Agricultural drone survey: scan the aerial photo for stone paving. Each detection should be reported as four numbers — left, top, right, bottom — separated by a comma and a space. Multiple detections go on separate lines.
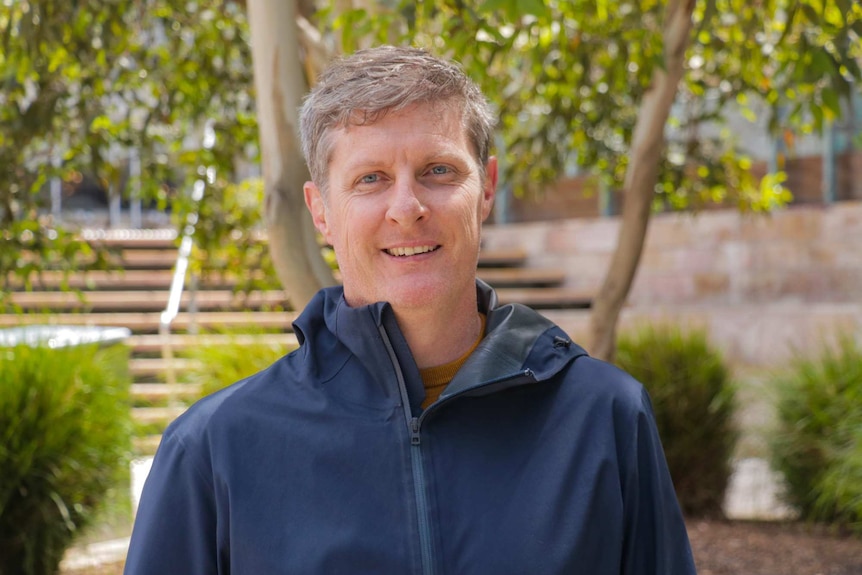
724, 457, 796, 521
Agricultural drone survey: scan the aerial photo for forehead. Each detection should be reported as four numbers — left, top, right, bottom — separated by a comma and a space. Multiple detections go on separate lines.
327, 103, 469, 167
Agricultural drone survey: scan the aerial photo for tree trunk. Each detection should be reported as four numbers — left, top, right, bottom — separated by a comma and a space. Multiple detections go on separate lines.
587, 0, 696, 362
246, 0, 336, 310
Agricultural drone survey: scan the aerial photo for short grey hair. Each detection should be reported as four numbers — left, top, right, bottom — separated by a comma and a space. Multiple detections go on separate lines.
299, 45, 496, 192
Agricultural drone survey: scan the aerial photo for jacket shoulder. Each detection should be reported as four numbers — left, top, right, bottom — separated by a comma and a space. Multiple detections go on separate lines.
558, 354, 651, 415
160, 351, 299, 452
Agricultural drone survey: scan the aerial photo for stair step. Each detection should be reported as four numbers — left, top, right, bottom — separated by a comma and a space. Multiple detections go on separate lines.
477, 248, 527, 268
132, 406, 187, 425
7, 289, 288, 312
0, 311, 301, 332
131, 383, 203, 401
127, 333, 299, 353
129, 357, 202, 377
494, 287, 593, 309
81, 228, 178, 249
109, 249, 181, 270
478, 268, 565, 287
6, 269, 272, 291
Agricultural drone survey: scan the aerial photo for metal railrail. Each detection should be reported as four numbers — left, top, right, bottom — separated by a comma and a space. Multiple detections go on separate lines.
158, 121, 215, 397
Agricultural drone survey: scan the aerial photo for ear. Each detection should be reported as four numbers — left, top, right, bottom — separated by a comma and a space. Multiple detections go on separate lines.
304, 181, 332, 243
480, 156, 498, 221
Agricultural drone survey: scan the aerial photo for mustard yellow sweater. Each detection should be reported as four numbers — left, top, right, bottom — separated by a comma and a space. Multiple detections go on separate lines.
419, 315, 486, 409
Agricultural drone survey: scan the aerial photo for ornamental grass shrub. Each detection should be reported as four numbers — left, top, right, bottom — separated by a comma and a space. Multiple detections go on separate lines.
0, 343, 132, 575
770, 335, 862, 532
615, 324, 738, 518
183, 330, 290, 400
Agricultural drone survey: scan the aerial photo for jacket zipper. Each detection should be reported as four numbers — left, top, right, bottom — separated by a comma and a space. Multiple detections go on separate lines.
379, 324, 539, 574
378, 325, 437, 575
405, 370, 536, 574
409, 417, 435, 575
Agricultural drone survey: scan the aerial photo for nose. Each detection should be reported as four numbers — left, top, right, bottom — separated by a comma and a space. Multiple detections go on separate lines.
385, 177, 428, 226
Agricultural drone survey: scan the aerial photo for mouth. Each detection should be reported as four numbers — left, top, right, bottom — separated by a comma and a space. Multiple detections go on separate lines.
384, 245, 440, 257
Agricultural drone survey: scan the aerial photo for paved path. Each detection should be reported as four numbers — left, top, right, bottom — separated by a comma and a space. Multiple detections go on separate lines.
724, 457, 796, 521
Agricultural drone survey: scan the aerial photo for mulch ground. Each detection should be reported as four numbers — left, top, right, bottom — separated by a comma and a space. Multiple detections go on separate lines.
64, 519, 862, 574
687, 519, 862, 575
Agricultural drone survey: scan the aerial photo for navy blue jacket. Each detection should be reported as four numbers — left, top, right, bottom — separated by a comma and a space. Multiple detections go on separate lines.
124, 282, 697, 574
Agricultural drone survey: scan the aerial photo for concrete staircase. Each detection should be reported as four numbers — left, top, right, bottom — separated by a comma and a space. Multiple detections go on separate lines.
3, 228, 592, 454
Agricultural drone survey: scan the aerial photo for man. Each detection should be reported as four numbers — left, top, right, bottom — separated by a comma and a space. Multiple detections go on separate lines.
125, 45, 697, 574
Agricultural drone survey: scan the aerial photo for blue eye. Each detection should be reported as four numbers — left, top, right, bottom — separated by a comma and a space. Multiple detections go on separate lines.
360, 174, 379, 184
430, 165, 450, 175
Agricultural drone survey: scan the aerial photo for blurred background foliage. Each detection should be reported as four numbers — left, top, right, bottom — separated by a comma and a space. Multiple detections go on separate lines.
0, 342, 132, 575
0, 0, 259, 292
1, 0, 860, 292
770, 334, 862, 533
616, 324, 738, 518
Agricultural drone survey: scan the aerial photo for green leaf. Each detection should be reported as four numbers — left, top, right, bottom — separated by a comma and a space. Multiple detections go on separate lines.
835, 0, 853, 19
812, 49, 835, 75
800, 3, 820, 24
516, 0, 552, 20
821, 87, 841, 118
811, 103, 824, 132
478, 0, 513, 16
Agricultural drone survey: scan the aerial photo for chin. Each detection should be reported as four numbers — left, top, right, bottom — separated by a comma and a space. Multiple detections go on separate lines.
385, 280, 462, 312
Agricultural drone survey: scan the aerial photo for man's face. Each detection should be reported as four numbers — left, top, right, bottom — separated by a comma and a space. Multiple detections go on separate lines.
304, 103, 497, 313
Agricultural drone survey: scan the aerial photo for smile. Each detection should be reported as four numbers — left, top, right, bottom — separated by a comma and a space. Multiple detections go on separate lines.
385, 245, 440, 257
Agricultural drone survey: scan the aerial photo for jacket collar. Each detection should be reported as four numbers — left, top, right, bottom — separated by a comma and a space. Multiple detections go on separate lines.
292, 280, 587, 404
293, 286, 421, 404
441, 281, 587, 400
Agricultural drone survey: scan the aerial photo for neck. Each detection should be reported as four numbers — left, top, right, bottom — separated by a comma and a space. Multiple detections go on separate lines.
393, 295, 482, 369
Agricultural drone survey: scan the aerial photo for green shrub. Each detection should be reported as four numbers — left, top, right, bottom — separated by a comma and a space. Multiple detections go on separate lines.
616, 324, 738, 518
183, 330, 289, 399
0, 343, 132, 575
770, 335, 862, 531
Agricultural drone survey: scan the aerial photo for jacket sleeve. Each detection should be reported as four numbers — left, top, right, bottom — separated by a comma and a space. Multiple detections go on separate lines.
620, 387, 698, 575
123, 429, 221, 575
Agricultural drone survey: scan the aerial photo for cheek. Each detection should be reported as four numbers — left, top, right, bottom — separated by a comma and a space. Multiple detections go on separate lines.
328, 203, 367, 258
457, 194, 485, 231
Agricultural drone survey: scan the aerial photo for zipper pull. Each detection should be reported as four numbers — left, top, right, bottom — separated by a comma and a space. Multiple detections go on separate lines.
410, 417, 421, 446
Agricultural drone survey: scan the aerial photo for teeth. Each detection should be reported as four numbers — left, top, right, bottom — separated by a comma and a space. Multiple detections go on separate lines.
387, 245, 437, 257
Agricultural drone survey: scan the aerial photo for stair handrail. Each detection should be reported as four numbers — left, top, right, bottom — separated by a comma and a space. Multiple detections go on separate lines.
158, 121, 215, 393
